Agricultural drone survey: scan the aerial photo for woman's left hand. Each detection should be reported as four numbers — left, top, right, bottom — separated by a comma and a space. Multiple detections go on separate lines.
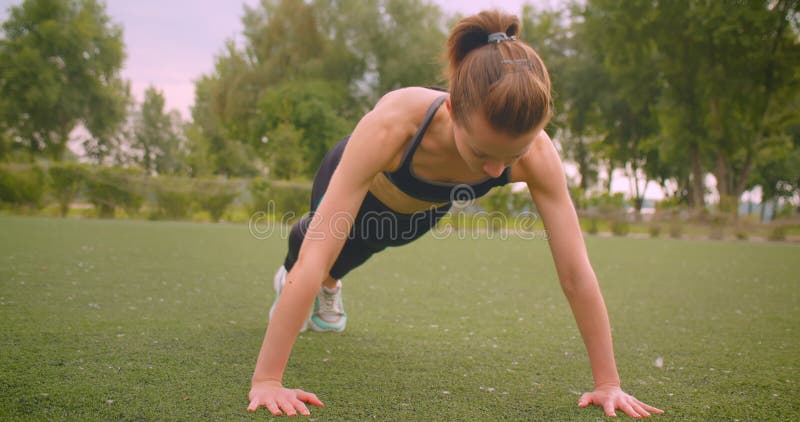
578, 385, 664, 418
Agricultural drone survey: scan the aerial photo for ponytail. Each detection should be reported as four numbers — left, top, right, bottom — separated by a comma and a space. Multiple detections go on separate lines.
444, 10, 551, 136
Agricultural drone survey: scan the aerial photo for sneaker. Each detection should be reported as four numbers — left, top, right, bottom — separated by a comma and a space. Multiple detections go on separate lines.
269, 265, 310, 332
309, 280, 347, 332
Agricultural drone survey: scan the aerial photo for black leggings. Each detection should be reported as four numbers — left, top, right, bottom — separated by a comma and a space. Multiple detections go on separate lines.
283, 135, 452, 279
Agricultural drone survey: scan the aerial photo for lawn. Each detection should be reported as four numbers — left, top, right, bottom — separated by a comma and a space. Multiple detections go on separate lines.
1, 216, 798, 420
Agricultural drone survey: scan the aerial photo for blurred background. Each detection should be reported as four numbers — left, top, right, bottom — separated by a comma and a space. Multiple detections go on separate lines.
0, 0, 798, 241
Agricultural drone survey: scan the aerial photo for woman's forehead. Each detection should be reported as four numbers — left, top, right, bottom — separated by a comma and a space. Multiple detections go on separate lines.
465, 113, 538, 155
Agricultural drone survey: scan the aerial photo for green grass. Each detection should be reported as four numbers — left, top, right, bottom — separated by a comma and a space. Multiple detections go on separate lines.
1, 216, 798, 420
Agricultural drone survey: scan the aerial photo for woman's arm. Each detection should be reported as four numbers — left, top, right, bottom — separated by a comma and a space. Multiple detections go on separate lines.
516, 131, 663, 418
248, 94, 417, 416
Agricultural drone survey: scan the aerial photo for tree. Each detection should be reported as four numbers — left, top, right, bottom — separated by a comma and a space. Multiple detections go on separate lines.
579, 0, 663, 212
255, 79, 351, 178
187, 45, 259, 177
522, 4, 606, 199
652, 0, 799, 210
0, 0, 129, 161
132, 86, 184, 175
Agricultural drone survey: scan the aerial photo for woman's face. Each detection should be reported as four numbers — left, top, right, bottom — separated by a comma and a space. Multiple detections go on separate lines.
450, 105, 539, 178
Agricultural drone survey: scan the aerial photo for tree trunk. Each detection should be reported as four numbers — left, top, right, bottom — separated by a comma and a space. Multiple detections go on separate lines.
689, 143, 705, 208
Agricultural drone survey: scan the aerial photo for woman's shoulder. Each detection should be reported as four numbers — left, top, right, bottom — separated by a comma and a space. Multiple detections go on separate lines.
510, 131, 564, 191
374, 87, 449, 114
368, 86, 451, 142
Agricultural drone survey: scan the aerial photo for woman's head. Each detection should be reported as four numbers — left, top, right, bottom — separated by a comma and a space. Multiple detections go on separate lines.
445, 10, 552, 138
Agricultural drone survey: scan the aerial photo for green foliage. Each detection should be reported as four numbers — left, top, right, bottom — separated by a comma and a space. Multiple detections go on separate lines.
189, 0, 448, 177
264, 122, 309, 180
610, 219, 630, 237
133, 86, 185, 175
151, 177, 193, 220
669, 221, 684, 239
0, 164, 46, 209
480, 186, 511, 214
0, 0, 129, 161
588, 192, 628, 217
708, 213, 730, 240
270, 184, 311, 223
587, 218, 599, 234
48, 163, 88, 217
248, 177, 310, 222
194, 179, 239, 223
248, 177, 273, 214
648, 224, 662, 238
734, 227, 750, 241
767, 225, 787, 241
85, 167, 144, 218
257, 80, 351, 178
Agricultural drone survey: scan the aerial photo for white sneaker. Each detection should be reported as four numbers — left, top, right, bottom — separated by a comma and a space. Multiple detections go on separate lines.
268, 265, 310, 332
309, 280, 347, 332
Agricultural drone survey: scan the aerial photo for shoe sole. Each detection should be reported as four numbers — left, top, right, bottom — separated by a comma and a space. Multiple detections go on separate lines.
308, 318, 346, 333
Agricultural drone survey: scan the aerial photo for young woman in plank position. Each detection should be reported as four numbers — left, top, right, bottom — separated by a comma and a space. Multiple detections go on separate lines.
248, 10, 664, 419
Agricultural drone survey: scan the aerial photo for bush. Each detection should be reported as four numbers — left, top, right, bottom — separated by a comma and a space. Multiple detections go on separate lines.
708, 213, 730, 240
152, 177, 193, 220
649, 224, 662, 238
767, 225, 787, 241
0, 164, 46, 210
610, 219, 630, 237
49, 163, 88, 217
669, 221, 684, 239
735, 229, 749, 240
248, 177, 273, 214
587, 218, 599, 234
271, 183, 311, 223
589, 192, 628, 217
480, 186, 511, 214
86, 167, 145, 218
195, 179, 239, 223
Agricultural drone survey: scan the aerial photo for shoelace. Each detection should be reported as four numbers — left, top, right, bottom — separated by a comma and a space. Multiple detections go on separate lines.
319, 289, 342, 317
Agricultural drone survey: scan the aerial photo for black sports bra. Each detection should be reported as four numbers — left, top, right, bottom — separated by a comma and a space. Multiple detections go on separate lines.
383, 95, 511, 203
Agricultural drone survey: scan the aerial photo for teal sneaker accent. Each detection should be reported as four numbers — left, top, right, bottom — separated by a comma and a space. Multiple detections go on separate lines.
309, 281, 346, 332
269, 265, 310, 332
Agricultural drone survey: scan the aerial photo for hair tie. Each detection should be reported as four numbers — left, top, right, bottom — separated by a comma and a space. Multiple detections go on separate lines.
488, 32, 516, 43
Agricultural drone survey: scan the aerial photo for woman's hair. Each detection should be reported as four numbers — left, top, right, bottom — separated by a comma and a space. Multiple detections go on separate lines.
446, 10, 552, 136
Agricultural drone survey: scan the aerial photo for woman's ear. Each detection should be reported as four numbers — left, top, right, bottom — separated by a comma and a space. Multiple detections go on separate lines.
445, 97, 456, 121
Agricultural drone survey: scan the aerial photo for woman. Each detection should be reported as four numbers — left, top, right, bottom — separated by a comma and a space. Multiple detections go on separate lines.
248, 10, 664, 419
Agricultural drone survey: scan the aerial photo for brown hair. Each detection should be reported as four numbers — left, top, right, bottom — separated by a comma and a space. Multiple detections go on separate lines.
446, 10, 552, 136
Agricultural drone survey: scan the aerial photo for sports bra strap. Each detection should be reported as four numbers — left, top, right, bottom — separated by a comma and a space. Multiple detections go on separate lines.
394, 94, 448, 173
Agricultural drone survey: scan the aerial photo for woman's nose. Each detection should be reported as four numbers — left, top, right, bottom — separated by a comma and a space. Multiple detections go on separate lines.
482, 161, 505, 178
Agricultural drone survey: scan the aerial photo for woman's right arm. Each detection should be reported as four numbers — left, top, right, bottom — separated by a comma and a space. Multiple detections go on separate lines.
247, 93, 416, 416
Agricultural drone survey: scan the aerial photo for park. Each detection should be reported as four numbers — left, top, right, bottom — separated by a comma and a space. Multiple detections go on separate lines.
1, 0, 798, 420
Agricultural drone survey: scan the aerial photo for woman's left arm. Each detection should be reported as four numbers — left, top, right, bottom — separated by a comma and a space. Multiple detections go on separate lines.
516, 132, 663, 418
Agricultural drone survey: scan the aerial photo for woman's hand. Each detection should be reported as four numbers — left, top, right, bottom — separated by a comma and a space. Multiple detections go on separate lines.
247, 381, 324, 416
578, 385, 664, 418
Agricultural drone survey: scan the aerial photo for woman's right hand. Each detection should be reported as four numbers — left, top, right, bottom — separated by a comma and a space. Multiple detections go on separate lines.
247, 381, 324, 416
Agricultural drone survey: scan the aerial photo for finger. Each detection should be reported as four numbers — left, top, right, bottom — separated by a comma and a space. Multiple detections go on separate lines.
265, 400, 282, 416
277, 398, 297, 417
619, 401, 641, 419
296, 390, 325, 407
290, 398, 311, 416
637, 401, 664, 414
631, 402, 651, 418
247, 399, 260, 412
603, 401, 617, 417
578, 392, 593, 408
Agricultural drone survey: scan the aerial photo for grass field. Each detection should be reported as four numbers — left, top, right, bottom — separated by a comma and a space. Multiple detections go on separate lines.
1, 216, 798, 420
